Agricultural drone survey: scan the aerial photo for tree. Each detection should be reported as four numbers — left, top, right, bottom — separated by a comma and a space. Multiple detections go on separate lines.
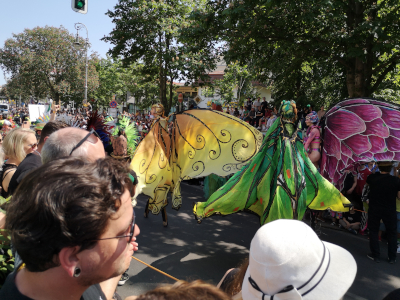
124, 63, 161, 111
183, 0, 400, 101
93, 56, 128, 108
103, 0, 214, 114
211, 61, 258, 104
0, 26, 99, 106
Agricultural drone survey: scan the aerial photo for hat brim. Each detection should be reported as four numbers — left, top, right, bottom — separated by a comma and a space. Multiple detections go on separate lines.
242, 241, 357, 300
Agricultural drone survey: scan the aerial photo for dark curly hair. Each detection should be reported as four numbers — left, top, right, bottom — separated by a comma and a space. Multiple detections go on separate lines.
6, 157, 134, 272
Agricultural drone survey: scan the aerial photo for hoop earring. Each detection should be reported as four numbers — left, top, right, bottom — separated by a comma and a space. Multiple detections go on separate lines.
74, 267, 81, 278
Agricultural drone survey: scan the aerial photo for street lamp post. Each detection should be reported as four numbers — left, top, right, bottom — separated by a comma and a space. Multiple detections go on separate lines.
74, 22, 89, 106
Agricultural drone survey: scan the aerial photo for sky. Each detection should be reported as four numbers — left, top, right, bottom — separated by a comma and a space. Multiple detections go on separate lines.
0, 0, 119, 86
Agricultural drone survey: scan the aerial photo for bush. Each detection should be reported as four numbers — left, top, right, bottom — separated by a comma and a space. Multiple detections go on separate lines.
0, 231, 14, 288
0, 196, 14, 288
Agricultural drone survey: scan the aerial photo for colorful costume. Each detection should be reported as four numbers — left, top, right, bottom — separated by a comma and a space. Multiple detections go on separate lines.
303, 111, 321, 167
106, 115, 139, 159
86, 110, 111, 148
194, 100, 351, 225
320, 98, 400, 190
203, 174, 229, 200
130, 104, 263, 224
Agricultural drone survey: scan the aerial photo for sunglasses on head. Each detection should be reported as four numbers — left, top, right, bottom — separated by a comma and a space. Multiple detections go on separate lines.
69, 128, 101, 156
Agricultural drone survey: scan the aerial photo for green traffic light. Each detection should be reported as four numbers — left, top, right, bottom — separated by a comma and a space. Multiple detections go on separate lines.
74, 0, 85, 10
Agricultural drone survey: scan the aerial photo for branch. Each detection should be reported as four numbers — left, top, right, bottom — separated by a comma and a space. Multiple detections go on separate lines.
370, 61, 397, 94
372, 53, 400, 76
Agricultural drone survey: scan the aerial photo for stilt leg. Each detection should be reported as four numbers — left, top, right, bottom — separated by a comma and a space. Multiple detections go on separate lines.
162, 207, 168, 227
144, 199, 149, 218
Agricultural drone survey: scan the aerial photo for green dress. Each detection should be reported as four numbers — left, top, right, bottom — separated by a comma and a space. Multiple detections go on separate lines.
194, 100, 350, 225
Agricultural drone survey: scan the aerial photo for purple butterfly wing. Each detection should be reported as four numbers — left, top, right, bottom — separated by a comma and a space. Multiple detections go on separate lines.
321, 98, 400, 189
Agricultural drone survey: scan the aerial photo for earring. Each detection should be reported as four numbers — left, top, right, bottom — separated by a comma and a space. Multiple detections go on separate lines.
74, 267, 81, 278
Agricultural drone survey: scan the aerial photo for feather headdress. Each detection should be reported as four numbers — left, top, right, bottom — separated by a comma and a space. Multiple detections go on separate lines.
86, 110, 111, 146
108, 115, 139, 157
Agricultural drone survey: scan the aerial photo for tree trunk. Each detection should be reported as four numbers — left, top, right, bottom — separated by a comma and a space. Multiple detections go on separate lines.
346, 66, 356, 98
354, 57, 365, 97
169, 76, 174, 114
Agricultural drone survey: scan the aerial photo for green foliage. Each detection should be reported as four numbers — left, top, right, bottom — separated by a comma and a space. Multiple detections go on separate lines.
0, 231, 14, 288
0, 26, 99, 106
373, 89, 400, 104
93, 56, 128, 108
0, 196, 14, 288
213, 62, 258, 104
125, 63, 161, 112
183, 0, 400, 102
103, 0, 213, 114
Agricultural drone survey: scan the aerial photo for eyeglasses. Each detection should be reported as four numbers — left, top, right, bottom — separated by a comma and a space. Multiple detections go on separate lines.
93, 210, 136, 244
27, 143, 38, 149
69, 128, 101, 156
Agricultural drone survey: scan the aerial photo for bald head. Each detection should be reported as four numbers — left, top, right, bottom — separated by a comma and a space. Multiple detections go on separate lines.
41, 127, 105, 164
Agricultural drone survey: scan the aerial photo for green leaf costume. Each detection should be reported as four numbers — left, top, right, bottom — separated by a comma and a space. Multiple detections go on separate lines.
194, 100, 351, 225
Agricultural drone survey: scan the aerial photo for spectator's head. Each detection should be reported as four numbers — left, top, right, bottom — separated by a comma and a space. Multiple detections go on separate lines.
320, 105, 325, 111
2, 128, 37, 164
41, 127, 105, 164
251, 107, 255, 111
367, 161, 375, 171
6, 157, 139, 284
377, 161, 392, 173
38, 121, 70, 152
241, 219, 356, 300
135, 280, 231, 300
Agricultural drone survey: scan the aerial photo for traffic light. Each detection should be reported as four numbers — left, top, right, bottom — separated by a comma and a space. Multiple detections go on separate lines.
71, 0, 88, 14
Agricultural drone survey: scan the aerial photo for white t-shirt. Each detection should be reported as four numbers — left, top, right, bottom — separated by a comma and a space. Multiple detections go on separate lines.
253, 100, 261, 107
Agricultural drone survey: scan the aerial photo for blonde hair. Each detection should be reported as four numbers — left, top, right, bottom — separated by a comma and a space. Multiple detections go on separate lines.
2, 128, 36, 163
135, 280, 231, 300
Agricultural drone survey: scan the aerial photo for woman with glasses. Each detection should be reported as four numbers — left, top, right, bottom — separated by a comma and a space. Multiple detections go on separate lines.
1, 128, 37, 198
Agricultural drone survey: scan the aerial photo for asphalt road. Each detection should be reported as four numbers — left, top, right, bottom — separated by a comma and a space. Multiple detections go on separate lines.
117, 182, 400, 300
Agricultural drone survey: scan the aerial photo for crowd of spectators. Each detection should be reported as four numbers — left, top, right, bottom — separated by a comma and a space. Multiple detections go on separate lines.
222, 97, 278, 132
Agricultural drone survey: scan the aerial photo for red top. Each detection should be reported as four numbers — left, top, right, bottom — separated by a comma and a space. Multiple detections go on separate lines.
355, 167, 372, 195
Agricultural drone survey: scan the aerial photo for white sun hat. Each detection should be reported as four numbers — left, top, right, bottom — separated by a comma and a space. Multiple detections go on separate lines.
242, 219, 357, 300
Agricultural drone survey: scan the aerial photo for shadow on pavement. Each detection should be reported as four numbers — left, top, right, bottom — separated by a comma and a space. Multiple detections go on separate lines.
118, 183, 400, 300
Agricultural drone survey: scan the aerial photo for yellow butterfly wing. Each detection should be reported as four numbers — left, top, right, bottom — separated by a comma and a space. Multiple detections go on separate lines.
130, 119, 172, 214
169, 110, 263, 209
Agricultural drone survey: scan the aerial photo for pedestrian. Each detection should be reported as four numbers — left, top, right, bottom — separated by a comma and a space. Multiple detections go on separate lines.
219, 219, 357, 300
0, 157, 140, 300
367, 161, 400, 264
317, 105, 326, 121
339, 206, 361, 235
244, 98, 252, 111
8, 121, 68, 195
0, 128, 37, 199
253, 97, 261, 110
248, 107, 256, 126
